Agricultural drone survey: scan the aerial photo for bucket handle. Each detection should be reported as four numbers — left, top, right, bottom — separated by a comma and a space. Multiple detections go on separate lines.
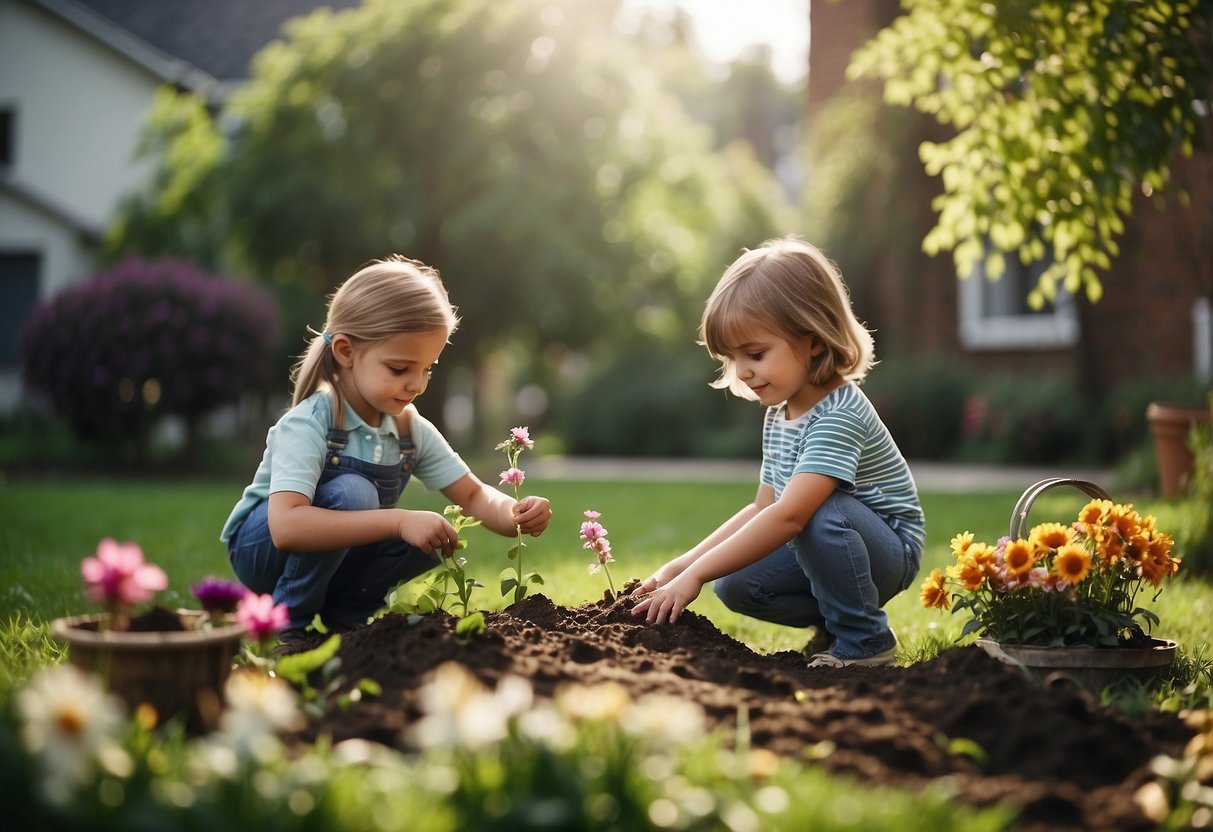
1008, 478, 1111, 539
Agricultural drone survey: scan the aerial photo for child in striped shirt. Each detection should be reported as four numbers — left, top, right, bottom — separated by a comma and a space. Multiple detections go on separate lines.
632, 237, 924, 667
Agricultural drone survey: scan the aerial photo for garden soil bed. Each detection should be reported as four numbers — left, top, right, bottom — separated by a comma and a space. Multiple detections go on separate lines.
301, 593, 1193, 831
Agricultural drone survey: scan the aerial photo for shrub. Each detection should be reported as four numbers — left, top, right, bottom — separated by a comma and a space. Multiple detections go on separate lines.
863, 354, 973, 459
955, 373, 1092, 464
20, 258, 279, 450
1174, 416, 1213, 575
557, 343, 758, 458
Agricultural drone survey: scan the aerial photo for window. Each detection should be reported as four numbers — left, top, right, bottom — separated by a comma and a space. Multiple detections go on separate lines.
0, 253, 40, 367
0, 109, 13, 168
957, 244, 1078, 351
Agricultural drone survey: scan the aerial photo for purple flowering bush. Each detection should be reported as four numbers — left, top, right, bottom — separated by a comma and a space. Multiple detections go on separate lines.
20, 258, 279, 444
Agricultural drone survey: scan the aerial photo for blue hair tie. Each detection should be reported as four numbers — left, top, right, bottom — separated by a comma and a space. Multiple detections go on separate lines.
322, 331, 334, 346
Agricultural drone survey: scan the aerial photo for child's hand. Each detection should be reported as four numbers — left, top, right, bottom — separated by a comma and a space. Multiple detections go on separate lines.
631, 572, 704, 624
629, 559, 689, 596
397, 509, 459, 558
512, 495, 552, 537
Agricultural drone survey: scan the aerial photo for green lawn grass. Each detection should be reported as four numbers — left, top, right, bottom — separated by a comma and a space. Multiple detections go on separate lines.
3, 473, 1209, 664
2, 473, 1209, 830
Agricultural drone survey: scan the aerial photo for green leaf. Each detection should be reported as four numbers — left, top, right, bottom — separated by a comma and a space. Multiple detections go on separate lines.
500, 576, 519, 596
275, 634, 342, 684
455, 612, 486, 638
507, 544, 524, 560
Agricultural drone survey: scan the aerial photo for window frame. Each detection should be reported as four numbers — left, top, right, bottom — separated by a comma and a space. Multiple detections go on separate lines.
956, 245, 1079, 351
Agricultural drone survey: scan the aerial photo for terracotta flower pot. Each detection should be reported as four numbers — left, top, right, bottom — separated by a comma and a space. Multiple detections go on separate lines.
1146, 401, 1212, 498
51, 609, 245, 731
977, 637, 1178, 691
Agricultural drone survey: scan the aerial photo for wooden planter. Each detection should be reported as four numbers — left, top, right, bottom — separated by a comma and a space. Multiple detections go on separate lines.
977, 637, 1178, 691
51, 610, 245, 731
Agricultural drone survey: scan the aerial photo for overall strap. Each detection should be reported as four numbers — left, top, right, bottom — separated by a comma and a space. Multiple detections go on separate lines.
398, 434, 415, 470
325, 428, 349, 466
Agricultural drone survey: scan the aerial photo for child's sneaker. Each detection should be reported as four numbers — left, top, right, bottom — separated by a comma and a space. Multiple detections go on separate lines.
799, 626, 835, 658
807, 631, 897, 667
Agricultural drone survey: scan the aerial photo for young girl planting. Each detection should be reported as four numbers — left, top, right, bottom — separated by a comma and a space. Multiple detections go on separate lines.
222, 256, 552, 639
631, 237, 924, 667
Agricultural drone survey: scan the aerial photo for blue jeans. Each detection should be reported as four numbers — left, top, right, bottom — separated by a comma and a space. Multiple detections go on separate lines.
228, 473, 439, 630
713, 492, 920, 659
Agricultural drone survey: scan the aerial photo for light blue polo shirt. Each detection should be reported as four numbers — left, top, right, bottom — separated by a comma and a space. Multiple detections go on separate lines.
220, 390, 470, 543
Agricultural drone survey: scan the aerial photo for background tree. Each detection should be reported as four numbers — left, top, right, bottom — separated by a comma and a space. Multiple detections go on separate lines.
848, 0, 1212, 306
109, 0, 793, 445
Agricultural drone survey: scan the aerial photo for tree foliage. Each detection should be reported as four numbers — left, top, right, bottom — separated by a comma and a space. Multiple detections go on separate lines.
109, 0, 793, 423
849, 0, 1213, 305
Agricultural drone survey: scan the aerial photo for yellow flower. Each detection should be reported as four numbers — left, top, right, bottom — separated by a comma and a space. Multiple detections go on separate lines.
919, 568, 949, 610
1003, 538, 1035, 575
1052, 543, 1092, 586
1029, 522, 1072, 553
950, 531, 975, 558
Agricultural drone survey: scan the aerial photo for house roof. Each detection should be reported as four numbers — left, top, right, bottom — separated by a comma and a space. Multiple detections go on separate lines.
31, 0, 362, 95
1, 174, 104, 240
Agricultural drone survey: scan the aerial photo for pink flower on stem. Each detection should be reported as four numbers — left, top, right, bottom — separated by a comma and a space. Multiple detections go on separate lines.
236, 592, 290, 641
499, 467, 526, 487
510, 426, 534, 450
580, 510, 616, 594
81, 538, 167, 629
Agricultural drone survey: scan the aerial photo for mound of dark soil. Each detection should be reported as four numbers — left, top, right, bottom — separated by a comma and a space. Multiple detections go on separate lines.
302, 594, 1192, 831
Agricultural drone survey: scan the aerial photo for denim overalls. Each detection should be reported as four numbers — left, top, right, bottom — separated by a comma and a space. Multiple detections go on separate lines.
229, 425, 441, 631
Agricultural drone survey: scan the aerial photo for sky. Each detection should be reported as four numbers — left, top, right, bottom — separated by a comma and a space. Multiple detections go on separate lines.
618, 0, 810, 85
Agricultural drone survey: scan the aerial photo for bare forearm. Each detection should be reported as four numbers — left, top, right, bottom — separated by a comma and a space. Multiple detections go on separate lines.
685, 507, 804, 584
269, 505, 407, 552
460, 487, 518, 536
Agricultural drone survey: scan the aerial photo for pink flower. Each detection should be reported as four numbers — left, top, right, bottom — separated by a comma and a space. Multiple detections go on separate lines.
81, 538, 167, 607
236, 592, 290, 640
510, 426, 534, 449
500, 467, 526, 487
579, 509, 616, 591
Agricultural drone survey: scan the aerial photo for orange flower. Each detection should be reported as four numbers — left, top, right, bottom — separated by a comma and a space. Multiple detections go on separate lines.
1003, 538, 1035, 575
1078, 499, 1111, 527
948, 556, 987, 592
1029, 522, 1072, 553
1140, 531, 1178, 587
1052, 543, 1092, 586
920, 568, 949, 610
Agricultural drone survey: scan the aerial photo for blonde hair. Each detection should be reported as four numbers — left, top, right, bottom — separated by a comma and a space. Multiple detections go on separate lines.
291, 255, 460, 428
700, 237, 874, 398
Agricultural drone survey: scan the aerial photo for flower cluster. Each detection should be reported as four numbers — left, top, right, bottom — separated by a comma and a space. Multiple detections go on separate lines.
580, 509, 616, 596
921, 498, 1180, 646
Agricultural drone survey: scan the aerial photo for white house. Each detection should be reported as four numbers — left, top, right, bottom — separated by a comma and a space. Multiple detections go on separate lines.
0, 0, 359, 410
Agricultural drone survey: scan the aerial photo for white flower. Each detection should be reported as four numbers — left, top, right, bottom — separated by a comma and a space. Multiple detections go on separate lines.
216, 670, 303, 758
622, 694, 706, 746
408, 662, 532, 750
16, 664, 126, 803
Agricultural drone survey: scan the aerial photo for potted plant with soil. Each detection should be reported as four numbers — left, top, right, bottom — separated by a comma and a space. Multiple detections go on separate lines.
919, 478, 1181, 689
51, 539, 248, 730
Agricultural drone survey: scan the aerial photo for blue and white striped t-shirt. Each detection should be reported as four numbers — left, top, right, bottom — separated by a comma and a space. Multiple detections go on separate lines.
760, 383, 925, 557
